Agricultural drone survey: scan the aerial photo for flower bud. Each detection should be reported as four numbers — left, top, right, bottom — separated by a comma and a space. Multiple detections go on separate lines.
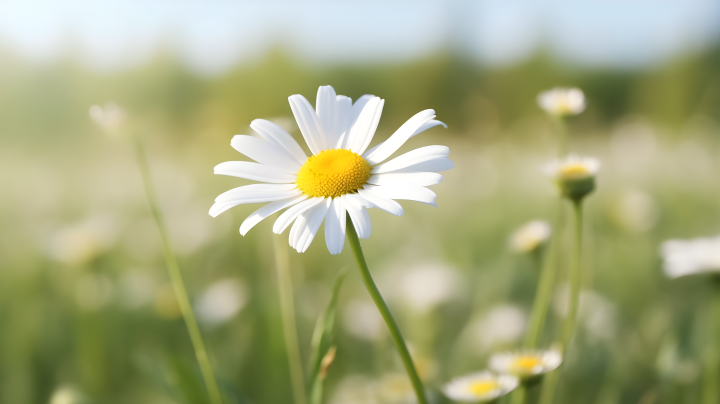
545, 155, 600, 201
510, 220, 551, 255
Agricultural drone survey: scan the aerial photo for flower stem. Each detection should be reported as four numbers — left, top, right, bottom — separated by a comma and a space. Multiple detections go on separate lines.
346, 216, 428, 404
272, 235, 307, 404
555, 116, 569, 157
509, 385, 528, 404
131, 135, 223, 404
538, 200, 584, 404
702, 292, 720, 404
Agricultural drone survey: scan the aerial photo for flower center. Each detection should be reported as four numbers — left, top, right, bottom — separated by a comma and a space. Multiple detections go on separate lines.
512, 356, 542, 373
559, 163, 590, 180
467, 380, 499, 395
296, 148, 372, 198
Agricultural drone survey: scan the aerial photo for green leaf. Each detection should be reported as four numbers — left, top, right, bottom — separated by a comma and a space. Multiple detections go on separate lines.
306, 267, 349, 404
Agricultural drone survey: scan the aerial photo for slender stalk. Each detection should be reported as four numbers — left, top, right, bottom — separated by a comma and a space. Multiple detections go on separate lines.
538, 200, 584, 404
272, 236, 307, 404
345, 217, 428, 404
523, 242, 555, 348
702, 291, 720, 404
131, 135, 223, 404
555, 116, 569, 157
509, 385, 528, 404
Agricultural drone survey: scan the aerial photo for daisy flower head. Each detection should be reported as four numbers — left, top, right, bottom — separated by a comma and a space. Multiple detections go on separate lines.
89, 102, 127, 135
537, 87, 586, 117
210, 85, 452, 255
545, 154, 599, 201
510, 220, 551, 254
660, 236, 720, 279
443, 371, 518, 403
489, 349, 562, 382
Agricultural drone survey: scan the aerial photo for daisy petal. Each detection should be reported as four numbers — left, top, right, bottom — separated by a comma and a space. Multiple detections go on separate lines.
358, 188, 404, 216
295, 198, 331, 253
346, 97, 384, 155
344, 194, 371, 239
273, 197, 325, 234
364, 184, 437, 208
214, 183, 299, 203
289, 94, 325, 155
389, 158, 455, 173
239, 194, 308, 236
231, 135, 300, 173
367, 172, 443, 187
316, 85, 339, 150
250, 119, 307, 165
214, 161, 297, 183
325, 197, 347, 255
334, 95, 353, 148
362, 109, 437, 164
370, 145, 450, 174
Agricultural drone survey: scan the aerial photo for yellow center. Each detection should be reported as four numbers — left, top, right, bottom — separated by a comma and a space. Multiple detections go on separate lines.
468, 380, 499, 395
559, 163, 590, 180
512, 356, 542, 373
296, 148, 372, 198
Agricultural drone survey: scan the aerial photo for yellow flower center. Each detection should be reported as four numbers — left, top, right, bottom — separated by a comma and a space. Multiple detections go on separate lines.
467, 380, 499, 395
296, 148, 372, 198
512, 356, 542, 373
559, 163, 590, 180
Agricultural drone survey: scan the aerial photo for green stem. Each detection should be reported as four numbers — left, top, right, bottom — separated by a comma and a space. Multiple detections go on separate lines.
345, 217, 428, 404
555, 116, 569, 157
702, 292, 720, 404
131, 135, 223, 404
272, 236, 307, 404
538, 200, 584, 404
509, 385, 528, 404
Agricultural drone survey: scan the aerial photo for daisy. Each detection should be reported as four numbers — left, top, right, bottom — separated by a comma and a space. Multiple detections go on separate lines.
443, 371, 519, 403
537, 87, 586, 116
544, 154, 600, 201
210, 85, 451, 254
660, 236, 720, 279
510, 220, 551, 254
489, 349, 562, 381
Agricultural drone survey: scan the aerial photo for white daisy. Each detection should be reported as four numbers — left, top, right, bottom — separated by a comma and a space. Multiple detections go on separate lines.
510, 220, 551, 254
443, 371, 518, 403
660, 236, 720, 279
537, 87, 586, 116
544, 154, 600, 201
210, 85, 451, 254
489, 349, 562, 380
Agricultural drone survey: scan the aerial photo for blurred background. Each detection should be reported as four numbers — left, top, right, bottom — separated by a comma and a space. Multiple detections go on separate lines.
2, 1, 720, 403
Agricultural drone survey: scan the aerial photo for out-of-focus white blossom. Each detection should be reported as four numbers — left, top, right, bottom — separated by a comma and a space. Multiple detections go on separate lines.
46, 214, 119, 265
396, 264, 461, 313
443, 371, 518, 403
661, 236, 720, 278
344, 299, 385, 341
89, 102, 126, 135
537, 87, 586, 116
610, 189, 659, 233
195, 278, 249, 326
544, 154, 600, 201
489, 349, 562, 379
510, 220, 551, 254
464, 305, 526, 353
49, 386, 87, 404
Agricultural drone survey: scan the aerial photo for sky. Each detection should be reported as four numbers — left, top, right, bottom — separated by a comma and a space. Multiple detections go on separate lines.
0, 0, 719, 75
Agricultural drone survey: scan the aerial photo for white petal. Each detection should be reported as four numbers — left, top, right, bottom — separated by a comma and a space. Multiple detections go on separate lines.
289, 211, 306, 248
362, 109, 437, 164
250, 119, 307, 165
294, 198, 331, 253
324, 198, 347, 255
363, 118, 447, 159
370, 145, 450, 174
239, 195, 308, 236
273, 197, 324, 234
288, 94, 324, 155
389, 158, 455, 173
316, 85, 338, 150
214, 183, 299, 203
367, 172, 443, 187
334, 95, 353, 148
358, 188, 404, 216
230, 135, 300, 173
344, 194, 371, 239
214, 161, 297, 183
346, 97, 384, 155
364, 184, 437, 208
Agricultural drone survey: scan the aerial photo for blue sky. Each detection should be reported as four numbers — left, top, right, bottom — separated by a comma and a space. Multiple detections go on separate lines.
0, 0, 718, 75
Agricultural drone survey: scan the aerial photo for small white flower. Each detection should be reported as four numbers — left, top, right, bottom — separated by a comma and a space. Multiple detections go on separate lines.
510, 220, 551, 254
660, 236, 720, 279
195, 278, 249, 326
89, 102, 126, 134
489, 349, 562, 379
537, 87, 586, 116
443, 371, 518, 403
544, 154, 600, 201
210, 85, 452, 254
